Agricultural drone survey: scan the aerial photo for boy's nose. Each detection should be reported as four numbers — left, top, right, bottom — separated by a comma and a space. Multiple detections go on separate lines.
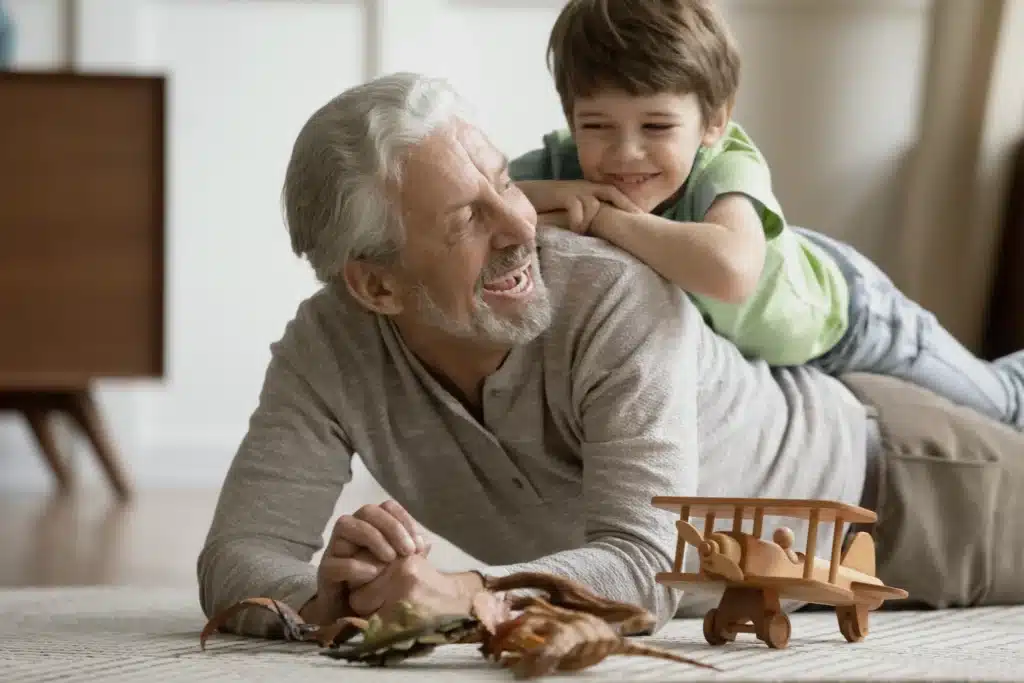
612, 134, 645, 162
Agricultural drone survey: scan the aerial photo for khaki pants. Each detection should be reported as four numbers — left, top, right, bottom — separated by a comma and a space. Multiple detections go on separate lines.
840, 372, 1024, 608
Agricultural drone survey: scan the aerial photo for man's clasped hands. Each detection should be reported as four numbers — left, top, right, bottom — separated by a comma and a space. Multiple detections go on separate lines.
299, 500, 486, 627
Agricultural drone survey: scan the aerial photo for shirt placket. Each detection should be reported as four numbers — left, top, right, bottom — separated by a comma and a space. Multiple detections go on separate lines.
480, 373, 544, 504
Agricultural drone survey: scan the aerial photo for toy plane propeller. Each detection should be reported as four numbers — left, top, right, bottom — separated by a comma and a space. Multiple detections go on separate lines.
676, 520, 745, 582
652, 496, 909, 650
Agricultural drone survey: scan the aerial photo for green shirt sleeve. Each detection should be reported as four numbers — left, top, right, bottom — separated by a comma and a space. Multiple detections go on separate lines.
678, 134, 849, 366
509, 147, 552, 181
510, 130, 584, 182
686, 148, 785, 239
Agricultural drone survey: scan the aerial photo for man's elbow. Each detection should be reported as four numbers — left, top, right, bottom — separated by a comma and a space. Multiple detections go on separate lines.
645, 581, 683, 634
195, 534, 244, 620
196, 538, 222, 619
623, 548, 683, 633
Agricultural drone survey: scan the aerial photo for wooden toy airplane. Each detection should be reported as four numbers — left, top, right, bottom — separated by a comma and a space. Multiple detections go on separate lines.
651, 496, 908, 649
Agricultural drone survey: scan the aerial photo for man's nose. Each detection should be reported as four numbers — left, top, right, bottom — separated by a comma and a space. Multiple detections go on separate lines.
490, 194, 536, 249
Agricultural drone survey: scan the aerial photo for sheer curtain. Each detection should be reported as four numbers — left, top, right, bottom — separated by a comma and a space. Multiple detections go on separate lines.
895, 0, 1024, 352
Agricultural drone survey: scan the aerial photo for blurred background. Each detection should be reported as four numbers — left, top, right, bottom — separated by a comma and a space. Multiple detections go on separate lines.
1, 0, 1022, 588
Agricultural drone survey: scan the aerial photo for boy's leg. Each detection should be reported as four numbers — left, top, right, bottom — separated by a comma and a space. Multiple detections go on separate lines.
797, 227, 1024, 430
840, 371, 1024, 607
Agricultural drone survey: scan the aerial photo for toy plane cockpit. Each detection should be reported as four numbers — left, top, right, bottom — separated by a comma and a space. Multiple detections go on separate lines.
651, 496, 908, 649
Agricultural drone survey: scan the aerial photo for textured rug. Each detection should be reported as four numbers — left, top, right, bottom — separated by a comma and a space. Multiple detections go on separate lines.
1, 586, 1022, 681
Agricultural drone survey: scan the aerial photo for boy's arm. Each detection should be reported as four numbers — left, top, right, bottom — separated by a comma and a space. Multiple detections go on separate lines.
509, 144, 639, 220
590, 148, 849, 366
590, 194, 765, 304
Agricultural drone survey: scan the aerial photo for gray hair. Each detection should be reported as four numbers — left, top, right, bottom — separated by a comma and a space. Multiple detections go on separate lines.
281, 72, 473, 284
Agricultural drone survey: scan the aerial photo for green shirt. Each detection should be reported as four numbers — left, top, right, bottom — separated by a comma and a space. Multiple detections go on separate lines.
509, 122, 850, 366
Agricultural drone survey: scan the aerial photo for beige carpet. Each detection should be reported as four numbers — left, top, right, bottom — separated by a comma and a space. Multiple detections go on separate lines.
1, 586, 1022, 681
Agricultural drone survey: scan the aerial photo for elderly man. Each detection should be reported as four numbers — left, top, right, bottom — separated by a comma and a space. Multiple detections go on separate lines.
198, 73, 1024, 638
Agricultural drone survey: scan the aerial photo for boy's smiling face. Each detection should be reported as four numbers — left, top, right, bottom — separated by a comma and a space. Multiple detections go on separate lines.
570, 89, 729, 213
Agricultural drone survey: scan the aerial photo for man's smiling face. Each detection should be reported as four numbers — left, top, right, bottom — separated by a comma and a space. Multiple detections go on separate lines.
391, 119, 553, 346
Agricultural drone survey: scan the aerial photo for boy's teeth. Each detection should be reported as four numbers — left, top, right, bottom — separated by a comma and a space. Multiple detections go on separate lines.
615, 174, 654, 184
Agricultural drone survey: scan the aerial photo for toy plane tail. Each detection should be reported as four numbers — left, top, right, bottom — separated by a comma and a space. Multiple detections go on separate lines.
840, 531, 876, 577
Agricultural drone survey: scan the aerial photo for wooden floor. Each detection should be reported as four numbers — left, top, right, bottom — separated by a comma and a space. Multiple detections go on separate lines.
0, 488, 220, 588
0, 487, 477, 589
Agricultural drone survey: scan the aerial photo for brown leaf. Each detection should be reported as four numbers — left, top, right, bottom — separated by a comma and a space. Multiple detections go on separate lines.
470, 590, 512, 635
483, 597, 718, 678
483, 571, 656, 635
199, 597, 314, 650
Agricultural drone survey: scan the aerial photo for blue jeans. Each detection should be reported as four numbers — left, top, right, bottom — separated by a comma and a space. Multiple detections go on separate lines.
797, 228, 1024, 430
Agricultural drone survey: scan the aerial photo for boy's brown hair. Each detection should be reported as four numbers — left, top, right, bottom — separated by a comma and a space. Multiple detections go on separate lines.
546, 0, 741, 126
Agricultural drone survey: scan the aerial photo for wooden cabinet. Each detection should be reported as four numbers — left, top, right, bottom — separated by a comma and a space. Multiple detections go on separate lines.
0, 71, 166, 498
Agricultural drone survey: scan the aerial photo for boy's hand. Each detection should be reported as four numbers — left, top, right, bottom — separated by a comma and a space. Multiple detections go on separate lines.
518, 180, 641, 234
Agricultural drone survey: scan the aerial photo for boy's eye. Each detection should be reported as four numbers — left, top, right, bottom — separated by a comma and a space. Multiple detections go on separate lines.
644, 123, 676, 131
579, 122, 608, 130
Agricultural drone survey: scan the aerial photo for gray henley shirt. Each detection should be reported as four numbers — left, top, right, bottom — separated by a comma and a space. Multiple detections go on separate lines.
197, 228, 867, 637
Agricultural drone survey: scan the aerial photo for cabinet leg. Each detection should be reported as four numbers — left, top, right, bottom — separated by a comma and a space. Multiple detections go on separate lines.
22, 407, 73, 492
64, 389, 133, 501
0, 388, 133, 500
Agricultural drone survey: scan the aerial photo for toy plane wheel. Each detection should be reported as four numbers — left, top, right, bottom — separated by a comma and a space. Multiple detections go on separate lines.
758, 612, 791, 649
836, 604, 868, 642
702, 609, 734, 646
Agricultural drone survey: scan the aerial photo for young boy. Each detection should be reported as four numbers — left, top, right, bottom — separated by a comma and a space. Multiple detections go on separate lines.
511, 0, 1024, 429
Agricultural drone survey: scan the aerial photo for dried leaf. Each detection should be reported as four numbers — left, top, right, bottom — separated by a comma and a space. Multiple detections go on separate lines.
199, 597, 315, 650
484, 597, 718, 679
484, 571, 656, 635
321, 614, 480, 666
470, 590, 512, 635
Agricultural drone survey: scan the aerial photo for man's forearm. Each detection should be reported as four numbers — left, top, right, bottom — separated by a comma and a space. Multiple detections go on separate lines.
479, 539, 678, 632
198, 537, 320, 637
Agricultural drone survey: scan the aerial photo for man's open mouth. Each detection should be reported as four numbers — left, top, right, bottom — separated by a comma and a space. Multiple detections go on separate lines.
482, 262, 532, 296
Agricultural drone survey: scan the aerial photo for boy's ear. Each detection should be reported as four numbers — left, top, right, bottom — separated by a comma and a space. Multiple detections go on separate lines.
701, 101, 733, 146
342, 259, 405, 316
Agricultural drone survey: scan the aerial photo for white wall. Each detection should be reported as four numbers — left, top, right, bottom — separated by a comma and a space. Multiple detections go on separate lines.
0, 0, 930, 495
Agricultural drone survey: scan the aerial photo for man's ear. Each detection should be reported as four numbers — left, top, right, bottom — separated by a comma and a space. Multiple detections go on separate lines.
342, 260, 404, 316
701, 100, 733, 147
